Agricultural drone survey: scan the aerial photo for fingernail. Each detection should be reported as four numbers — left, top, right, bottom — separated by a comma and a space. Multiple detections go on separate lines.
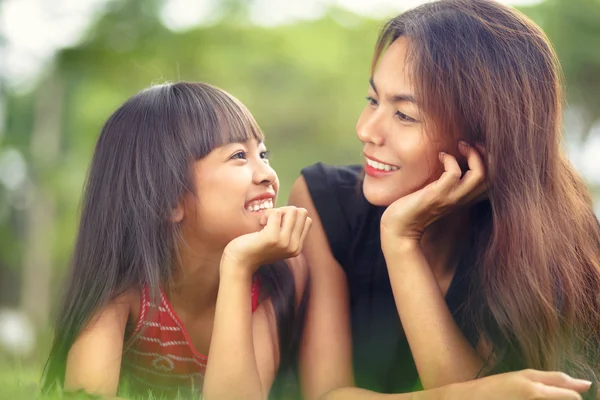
459, 141, 469, 149
574, 379, 592, 386
439, 152, 446, 160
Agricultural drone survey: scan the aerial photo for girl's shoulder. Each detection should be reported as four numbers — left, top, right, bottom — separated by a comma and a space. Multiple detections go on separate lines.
122, 288, 142, 327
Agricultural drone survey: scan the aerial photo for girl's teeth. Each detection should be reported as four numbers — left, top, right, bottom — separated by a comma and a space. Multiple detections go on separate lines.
246, 199, 274, 212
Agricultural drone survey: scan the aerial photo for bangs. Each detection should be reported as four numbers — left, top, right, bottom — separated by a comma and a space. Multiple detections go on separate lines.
214, 90, 264, 147
169, 82, 264, 161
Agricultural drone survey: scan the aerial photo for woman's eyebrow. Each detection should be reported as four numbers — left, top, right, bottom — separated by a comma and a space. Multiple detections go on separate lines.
369, 77, 418, 105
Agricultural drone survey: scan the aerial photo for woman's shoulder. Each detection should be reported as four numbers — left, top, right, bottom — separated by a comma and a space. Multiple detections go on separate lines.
301, 162, 363, 190
284, 254, 310, 308
293, 163, 379, 269
299, 162, 371, 222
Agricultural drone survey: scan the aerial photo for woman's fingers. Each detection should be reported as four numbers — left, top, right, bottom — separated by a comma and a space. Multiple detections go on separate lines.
533, 384, 584, 400
522, 370, 592, 393
434, 152, 462, 196
450, 141, 486, 204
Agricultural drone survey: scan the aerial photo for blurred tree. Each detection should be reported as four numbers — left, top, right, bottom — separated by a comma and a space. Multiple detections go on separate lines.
521, 0, 600, 141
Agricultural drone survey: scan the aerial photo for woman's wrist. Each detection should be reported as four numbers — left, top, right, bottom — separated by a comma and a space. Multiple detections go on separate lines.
381, 234, 422, 258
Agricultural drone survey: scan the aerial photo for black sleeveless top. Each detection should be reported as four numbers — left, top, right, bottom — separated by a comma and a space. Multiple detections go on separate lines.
302, 163, 477, 393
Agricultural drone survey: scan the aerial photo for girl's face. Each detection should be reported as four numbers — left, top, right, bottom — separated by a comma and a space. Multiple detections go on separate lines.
178, 138, 279, 249
356, 37, 448, 207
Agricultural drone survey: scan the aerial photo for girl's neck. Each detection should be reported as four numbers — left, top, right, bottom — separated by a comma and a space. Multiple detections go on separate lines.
165, 246, 224, 316
420, 207, 471, 278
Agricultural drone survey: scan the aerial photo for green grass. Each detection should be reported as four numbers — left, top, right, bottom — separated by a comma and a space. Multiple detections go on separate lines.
0, 355, 42, 399
0, 355, 198, 399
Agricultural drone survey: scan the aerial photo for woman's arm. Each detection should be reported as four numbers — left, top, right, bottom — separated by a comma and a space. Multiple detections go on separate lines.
288, 176, 355, 400
384, 242, 484, 388
322, 370, 591, 400
64, 292, 134, 398
379, 145, 488, 389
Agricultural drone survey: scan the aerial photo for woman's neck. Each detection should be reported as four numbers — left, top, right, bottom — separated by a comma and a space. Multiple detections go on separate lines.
420, 207, 471, 279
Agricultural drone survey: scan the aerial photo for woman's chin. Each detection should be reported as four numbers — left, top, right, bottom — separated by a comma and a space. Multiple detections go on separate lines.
362, 182, 396, 207
362, 180, 414, 207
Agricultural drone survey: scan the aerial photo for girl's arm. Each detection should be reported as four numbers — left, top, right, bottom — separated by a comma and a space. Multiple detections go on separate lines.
288, 176, 355, 400
203, 209, 311, 400
64, 291, 135, 398
202, 259, 267, 400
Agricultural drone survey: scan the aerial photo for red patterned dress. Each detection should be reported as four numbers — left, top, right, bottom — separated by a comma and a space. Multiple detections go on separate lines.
119, 281, 260, 397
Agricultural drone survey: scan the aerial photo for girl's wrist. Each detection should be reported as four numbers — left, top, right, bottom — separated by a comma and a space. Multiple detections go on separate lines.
219, 256, 255, 282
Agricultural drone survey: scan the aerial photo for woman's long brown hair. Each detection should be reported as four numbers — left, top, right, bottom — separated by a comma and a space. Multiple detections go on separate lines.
374, 0, 600, 379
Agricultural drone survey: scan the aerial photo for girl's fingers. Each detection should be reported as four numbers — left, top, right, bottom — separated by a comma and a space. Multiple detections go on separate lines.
299, 217, 313, 250
278, 206, 298, 247
288, 208, 309, 253
262, 209, 283, 242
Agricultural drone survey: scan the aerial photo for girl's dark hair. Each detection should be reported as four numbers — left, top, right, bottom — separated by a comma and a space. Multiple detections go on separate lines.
42, 82, 304, 392
375, 0, 600, 381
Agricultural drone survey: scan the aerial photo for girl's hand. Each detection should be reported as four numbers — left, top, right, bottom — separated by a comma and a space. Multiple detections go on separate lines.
380, 141, 486, 252
446, 369, 592, 400
222, 206, 312, 273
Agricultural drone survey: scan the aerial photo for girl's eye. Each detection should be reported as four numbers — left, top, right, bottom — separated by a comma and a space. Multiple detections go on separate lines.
260, 150, 271, 160
395, 111, 417, 123
366, 96, 378, 107
231, 151, 247, 160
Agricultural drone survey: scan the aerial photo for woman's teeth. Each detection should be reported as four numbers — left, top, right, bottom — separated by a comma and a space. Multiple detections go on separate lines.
366, 158, 399, 171
245, 198, 274, 212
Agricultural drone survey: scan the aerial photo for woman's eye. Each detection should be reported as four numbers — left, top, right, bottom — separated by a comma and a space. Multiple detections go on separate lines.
395, 111, 417, 123
231, 151, 247, 160
366, 96, 379, 107
260, 150, 271, 160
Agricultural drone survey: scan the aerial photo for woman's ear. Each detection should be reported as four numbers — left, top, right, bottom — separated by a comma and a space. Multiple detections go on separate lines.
171, 202, 184, 223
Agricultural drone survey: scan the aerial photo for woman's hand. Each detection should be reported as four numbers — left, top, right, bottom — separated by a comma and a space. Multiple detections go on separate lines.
380, 141, 486, 253
444, 369, 592, 400
222, 206, 312, 273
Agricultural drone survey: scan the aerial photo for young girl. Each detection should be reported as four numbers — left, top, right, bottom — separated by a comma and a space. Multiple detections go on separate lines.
290, 1, 600, 399
42, 82, 311, 399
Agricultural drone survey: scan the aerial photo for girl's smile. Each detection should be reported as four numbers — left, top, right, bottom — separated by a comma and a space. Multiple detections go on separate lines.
244, 194, 275, 212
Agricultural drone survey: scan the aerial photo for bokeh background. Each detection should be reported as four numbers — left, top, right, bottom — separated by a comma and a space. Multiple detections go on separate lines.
0, 0, 599, 397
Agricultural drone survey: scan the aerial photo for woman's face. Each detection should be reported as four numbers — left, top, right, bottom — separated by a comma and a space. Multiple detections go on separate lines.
357, 37, 447, 207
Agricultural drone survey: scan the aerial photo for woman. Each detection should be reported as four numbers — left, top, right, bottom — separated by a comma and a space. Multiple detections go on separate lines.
290, 1, 600, 399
